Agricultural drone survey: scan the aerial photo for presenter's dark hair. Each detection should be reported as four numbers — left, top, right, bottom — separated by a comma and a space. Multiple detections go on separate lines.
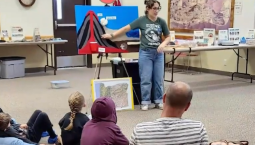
145, 0, 161, 15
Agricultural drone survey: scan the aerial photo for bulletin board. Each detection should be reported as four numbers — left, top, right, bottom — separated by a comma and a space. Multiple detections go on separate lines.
168, 0, 235, 33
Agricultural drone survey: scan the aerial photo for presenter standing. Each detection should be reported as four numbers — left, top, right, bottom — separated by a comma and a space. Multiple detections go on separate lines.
101, 0, 171, 111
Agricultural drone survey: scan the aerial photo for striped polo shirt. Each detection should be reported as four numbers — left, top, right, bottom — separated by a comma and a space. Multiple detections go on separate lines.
129, 118, 209, 145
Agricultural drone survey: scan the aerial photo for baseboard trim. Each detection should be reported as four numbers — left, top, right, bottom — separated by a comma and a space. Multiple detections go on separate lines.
92, 63, 112, 67
170, 64, 231, 76
92, 62, 254, 80
26, 64, 254, 80
25, 67, 54, 73
168, 64, 255, 79
25, 66, 88, 73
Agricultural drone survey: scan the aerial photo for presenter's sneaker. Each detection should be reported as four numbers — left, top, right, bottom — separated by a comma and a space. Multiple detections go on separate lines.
141, 105, 149, 111
155, 103, 163, 110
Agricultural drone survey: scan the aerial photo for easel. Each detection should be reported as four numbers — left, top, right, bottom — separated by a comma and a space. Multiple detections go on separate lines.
86, 2, 140, 114
94, 53, 106, 79
93, 52, 141, 106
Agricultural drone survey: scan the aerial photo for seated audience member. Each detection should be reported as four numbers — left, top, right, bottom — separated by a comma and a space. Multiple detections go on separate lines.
0, 110, 61, 144
58, 91, 90, 145
130, 81, 209, 145
1, 107, 17, 126
0, 137, 45, 145
81, 97, 129, 145
0, 107, 48, 137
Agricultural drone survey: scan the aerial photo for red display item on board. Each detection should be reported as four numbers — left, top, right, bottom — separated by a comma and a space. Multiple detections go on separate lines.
100, 0, 115, 4
113, 0, 121, 6
90, 42, 98, 52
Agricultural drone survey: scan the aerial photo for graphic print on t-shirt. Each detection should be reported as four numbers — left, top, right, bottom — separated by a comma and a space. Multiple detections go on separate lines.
145, 24, 162, 46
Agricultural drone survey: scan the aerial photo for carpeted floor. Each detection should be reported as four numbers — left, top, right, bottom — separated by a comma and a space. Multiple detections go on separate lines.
0, 67, 255, 144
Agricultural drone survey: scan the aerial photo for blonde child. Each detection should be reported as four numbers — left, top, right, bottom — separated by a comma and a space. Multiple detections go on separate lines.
58, 91, 90, 145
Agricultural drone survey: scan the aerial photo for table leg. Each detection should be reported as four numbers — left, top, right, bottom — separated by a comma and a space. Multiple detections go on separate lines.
37, 44, 56, 75
45, 44, 48, 72
53, 44, 57, 75
164, 54, 178, 83
231, 48, 253, 83
50, 44, 56, 75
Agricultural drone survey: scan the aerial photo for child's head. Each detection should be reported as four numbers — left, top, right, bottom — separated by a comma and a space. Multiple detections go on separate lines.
64, 91, 85, 131
0, 113, 11, 131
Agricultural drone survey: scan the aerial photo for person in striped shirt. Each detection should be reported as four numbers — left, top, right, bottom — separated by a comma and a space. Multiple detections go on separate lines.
130, 81, 209, 145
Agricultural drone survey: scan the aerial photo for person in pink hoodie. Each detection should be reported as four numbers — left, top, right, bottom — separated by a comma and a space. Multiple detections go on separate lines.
81, 97, 128, 145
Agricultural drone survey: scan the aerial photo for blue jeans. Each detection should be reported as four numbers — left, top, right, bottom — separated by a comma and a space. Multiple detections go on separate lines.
139, 48, 164, 105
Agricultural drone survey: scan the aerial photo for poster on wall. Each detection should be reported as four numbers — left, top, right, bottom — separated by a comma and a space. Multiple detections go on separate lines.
168, 0, 235, 32
234, 1, 242, 15
75, 6, 139, 54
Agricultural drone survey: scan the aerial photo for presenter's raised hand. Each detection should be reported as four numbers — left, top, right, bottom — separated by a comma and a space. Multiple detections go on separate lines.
101, 34, 112, 39
157, 43, 166, 53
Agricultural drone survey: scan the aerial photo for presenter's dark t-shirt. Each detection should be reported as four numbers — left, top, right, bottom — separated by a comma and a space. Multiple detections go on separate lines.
129, 15, 170, 49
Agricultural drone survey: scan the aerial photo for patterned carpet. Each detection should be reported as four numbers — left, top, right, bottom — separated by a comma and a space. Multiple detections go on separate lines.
0, 67, 254, 144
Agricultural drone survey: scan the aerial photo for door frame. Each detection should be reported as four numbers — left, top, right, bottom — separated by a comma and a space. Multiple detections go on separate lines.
51, 0, 93, 69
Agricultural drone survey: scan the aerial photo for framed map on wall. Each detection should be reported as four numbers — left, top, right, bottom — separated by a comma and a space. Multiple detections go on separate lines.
168, 0, 235, 33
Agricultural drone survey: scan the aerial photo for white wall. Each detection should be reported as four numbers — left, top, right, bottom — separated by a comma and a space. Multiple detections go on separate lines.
91, 0, 169, 63
91, 0, 255, 38
92, 0, 255, 75
2, 0, 252, 73
91, 0, 168, 20
0, 0, 53, 36
233, 0, 254, 37
174, 0, 255, 74
0, 0, 53, 68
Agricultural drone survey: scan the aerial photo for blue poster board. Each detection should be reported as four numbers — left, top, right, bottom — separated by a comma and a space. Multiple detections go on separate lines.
75, 6, 139, 54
